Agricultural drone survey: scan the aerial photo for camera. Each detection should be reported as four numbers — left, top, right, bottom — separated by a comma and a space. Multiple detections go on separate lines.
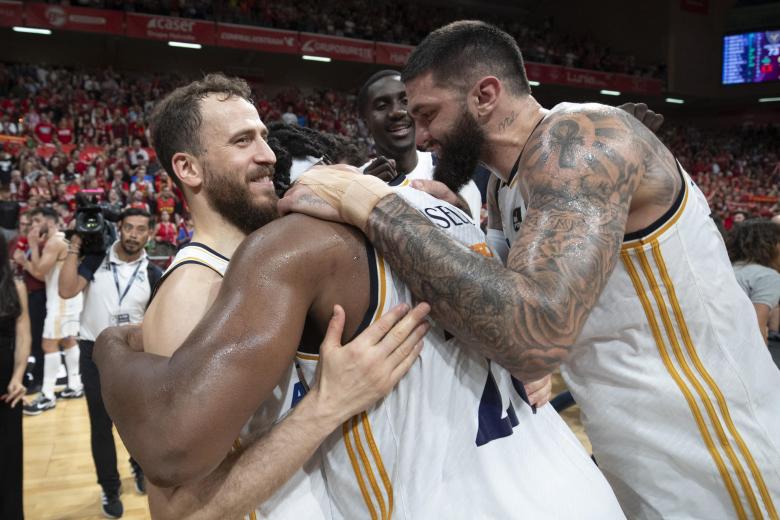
73, 193, 120, 255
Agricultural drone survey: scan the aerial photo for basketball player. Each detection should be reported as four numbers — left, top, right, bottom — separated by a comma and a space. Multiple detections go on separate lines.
96, 78, 625, 519
281, 21, 780, 519
15, 207, 83, 415
358, 70, 483, 220
94, 74, 431, 520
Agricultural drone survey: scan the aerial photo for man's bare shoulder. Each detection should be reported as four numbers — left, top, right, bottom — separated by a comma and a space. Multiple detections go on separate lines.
238, 213, 365, 270
143, 263, 223, 357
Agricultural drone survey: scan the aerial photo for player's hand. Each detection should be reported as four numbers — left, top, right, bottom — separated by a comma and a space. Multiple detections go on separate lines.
279, 164, 393, 231
618, 102, 664, 134
27, 226, 41, 247
93, 324, 145, 374
311, 302, 430, 424
524, 374, 552, 409
2, 377, 26, 408
410, 179, 459, 205
364, 156, 399, 183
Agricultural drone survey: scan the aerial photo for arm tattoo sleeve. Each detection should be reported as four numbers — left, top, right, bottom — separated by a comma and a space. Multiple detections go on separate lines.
365, 106, 654, 380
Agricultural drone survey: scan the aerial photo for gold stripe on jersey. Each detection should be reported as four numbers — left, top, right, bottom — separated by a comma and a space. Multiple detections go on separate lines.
621, 251, 747, 520
340, 250, 394, 519
622, 181, 689, 250
230, 438, 259, 520
296, 352, 319, 361
635, 246, 761, 518
651, 243, 778, 519
343, 419, 378, 520
352, 415, 388, 519
186, 246, 229, 269
375, 254, 388, 321
362, 412, 394, 519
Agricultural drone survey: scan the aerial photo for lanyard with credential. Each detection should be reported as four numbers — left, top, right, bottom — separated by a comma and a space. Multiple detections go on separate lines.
112, 261, 142, 307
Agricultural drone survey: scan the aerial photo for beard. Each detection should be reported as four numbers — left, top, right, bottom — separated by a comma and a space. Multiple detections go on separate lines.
202, 163, 280, 235
433, 109, 485, 193
120, 237, 144, 256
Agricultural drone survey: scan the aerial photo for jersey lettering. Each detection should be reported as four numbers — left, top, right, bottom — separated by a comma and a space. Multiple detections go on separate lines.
423, 205, 471, 229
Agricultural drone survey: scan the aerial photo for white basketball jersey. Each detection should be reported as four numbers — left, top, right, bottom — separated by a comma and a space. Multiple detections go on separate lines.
296, 184, 624, 519
45, 233, 83, 317
158, 243, 332, 520
498, 164, 780, 519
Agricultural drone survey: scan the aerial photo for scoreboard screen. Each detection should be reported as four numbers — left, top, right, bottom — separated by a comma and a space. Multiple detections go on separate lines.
722, 30, 780, 84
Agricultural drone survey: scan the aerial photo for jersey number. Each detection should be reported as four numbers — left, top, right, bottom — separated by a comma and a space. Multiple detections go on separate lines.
476, 363, 529, 447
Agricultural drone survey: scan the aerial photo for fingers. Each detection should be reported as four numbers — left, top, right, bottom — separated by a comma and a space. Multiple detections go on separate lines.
321, 305, 346, 351
524, 375, 552, 408
356, 303, 410, 344
633, 102, 648, 122
377, 302, 431, 355
647, 113, 664, 133
10, 389, 24, 408
386, 321, 430, 369
388, 339, 424, 387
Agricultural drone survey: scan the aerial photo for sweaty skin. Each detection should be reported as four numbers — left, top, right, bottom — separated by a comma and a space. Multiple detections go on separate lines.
280, 103, 680, 382
96, 215, 407, 482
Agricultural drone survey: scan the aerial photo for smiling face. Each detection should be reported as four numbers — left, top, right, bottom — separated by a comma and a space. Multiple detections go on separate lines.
406, 72, 487, 191
196, 94, 279, 234
363, 75, 415, 158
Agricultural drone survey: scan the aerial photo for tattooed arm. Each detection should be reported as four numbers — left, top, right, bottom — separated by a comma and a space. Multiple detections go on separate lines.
361, 105, 660, 380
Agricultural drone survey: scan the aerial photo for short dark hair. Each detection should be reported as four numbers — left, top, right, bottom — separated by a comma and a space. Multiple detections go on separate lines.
29, 207, 58, 221
726, 219, 780, 268
119, 207, 154, 227
357, 69, 401, 117
402, 20, 531, 97
149, 73, 253, 191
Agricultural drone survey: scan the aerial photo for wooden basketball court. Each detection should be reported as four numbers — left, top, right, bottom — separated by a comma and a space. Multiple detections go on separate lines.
21, 374, 588, 519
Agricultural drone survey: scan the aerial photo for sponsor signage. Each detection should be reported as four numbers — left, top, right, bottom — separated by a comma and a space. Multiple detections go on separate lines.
299, 33, 374, 63
216, 23, 299, 54
126, 12, 216, 44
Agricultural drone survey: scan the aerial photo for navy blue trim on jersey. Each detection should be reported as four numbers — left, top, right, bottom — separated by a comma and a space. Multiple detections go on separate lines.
623, 161, 686, 242
388, 173, 408, 187
350, 237, 379, 342
149, 259, 223, 304
187, 241, 230, 261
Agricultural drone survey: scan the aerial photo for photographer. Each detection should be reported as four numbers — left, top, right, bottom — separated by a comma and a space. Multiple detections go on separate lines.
59, 208, 161, 518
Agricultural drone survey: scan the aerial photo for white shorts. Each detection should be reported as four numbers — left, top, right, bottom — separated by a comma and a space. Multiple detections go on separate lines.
43, 312, 80, 340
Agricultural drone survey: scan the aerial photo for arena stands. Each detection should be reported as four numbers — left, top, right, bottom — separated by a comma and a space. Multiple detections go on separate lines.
67, 0, 664, 79
1, 60, 779, 238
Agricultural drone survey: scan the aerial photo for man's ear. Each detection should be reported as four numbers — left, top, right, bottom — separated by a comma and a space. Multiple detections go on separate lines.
470, 76, 501, 118
171, 152, 203, 190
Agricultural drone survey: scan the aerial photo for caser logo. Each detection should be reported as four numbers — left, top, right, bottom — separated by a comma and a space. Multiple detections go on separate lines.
147, 17, 195, 33
45, 6, 66, 27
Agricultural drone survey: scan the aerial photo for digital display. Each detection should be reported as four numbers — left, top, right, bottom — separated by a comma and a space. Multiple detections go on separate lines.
722, 30, 780, 84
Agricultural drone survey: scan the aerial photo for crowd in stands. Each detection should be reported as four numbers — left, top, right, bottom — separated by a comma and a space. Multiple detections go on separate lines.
1, 62, 778, 248
664, 125, 780, 230
53, 0, 664, 79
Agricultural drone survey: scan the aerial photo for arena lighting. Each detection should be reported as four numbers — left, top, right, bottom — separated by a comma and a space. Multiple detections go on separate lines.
13, 26, 51, 35
600, 89, 621, 96
665, 97, 685, 104
758, 97, 780, 103
528, 80, 541, 86
302, 55, 332, 63
168, 41, 202, 49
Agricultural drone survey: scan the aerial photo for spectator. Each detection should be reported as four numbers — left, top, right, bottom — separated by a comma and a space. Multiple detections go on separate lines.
127, 139, 149, 168
176, 216, 194, 247
0, 232, 31, 520
727, 219, 780, 344
282, 105, 298, 125
58, 208, 161, 518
